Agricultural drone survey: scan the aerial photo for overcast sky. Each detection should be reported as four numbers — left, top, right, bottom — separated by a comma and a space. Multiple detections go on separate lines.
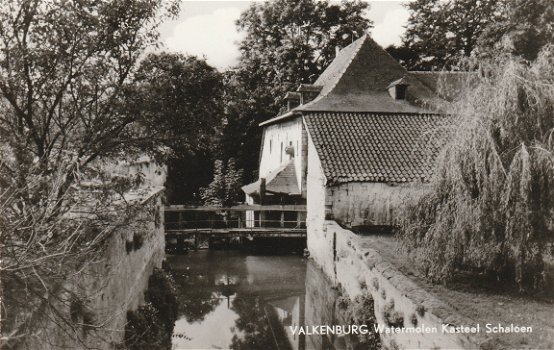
159, 1, 410, 70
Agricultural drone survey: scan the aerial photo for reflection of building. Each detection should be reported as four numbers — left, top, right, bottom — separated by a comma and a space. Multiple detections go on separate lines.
266, 261, 372, 350
269, 296, 305, 350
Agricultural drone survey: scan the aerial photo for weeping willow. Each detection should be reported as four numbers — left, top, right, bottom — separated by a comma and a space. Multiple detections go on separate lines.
401, 47, 554, 291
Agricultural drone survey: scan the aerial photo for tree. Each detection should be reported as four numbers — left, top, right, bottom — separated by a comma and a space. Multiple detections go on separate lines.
199, 159, 244, 207
230, 296, 275, 350
236, 0, 371, 96
477, 0, 554, 60
131, 53, 223, 155
385, 44, 420, 71
130, 53, 225, 203
398, 0, 503, 70
0, 0, 178, 346
221, 0, 372, 181
400, 48, 554, 291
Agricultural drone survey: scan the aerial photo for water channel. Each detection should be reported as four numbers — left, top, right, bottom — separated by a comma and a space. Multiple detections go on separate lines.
168, 250, 374, 350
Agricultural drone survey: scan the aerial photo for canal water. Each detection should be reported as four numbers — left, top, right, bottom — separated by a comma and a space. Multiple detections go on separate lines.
168, 250, 373, 350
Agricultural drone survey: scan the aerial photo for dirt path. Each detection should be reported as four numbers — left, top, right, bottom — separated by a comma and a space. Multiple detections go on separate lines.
357, 235, 554, 349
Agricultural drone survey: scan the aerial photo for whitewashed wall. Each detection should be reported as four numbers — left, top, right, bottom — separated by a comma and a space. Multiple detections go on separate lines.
327, 182, 429, 227
259, 117, 304, 191
306, 133, 331, 273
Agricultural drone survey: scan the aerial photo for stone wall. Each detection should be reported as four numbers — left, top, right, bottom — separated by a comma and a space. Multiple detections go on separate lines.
327, 182, 428, 227
309, 221, 484, 350
305, 123, 429, 230
23, 189, 166, 350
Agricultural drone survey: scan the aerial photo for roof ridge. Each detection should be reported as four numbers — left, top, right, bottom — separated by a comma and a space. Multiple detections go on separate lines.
317, 34, 367, 100
298, 34, 368, 110
410, 70, 474, 74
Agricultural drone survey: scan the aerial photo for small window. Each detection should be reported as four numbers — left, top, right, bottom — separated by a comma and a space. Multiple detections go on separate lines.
280, 142, 283, 163
269, 139, 272, 153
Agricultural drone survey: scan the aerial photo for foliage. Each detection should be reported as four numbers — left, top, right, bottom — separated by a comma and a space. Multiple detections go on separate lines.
393, 0, 554, 70
335, 292, 381, 349
131, 52, 224, 155
395, 0, 503, 70
165, 151, 215, 204
0, 0, 178, 346
199, 158, 244, 206
124, 303, 169, 350
130, 52, 224, 203
478, 0, 554, 61
144, 268, 178, 334
236, 0, 371, 96
124, 267, 178, 350
221, 0, 372, 180
400, 48, 554, 291
230, 297, 275, 350
385, 44, 421, 71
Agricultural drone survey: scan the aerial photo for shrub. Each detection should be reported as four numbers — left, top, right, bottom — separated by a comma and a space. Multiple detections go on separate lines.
125, 266, 178, 349
145, 268, 178, 333
335, 292, 381, 349
383, 300, 404, 328
125, 303, 169, 350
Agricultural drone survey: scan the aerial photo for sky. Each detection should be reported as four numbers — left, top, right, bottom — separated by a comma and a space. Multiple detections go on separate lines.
159, 1, 410, 70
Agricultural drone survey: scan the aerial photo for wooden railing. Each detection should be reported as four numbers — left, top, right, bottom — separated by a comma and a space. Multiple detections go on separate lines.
164, 204, 307, 232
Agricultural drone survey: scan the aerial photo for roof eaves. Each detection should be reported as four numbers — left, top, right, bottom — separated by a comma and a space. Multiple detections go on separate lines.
297, 84, 323, 92
259, 109, 301, 127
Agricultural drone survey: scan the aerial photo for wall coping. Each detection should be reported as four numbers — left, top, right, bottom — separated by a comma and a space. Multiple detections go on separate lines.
324, 220, 488, 348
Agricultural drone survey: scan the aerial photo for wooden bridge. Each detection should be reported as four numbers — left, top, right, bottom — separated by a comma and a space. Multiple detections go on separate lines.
164, 204, 307, 250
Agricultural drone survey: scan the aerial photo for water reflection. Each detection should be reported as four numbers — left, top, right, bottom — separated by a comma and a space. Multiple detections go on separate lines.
168, 250, 370, 350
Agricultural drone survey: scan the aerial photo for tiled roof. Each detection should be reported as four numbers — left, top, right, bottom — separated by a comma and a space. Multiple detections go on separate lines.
297, 35, 440, 114
304, 112, 447, 184
261, 35, 443, 126
242, 161, 300, 196
409, 71, 476, 102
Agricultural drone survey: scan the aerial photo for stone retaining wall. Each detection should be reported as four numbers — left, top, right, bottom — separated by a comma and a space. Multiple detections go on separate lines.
310, 220, 485, 349
22, 189, 165, 350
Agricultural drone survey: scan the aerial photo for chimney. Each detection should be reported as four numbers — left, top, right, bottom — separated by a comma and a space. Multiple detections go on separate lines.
297, 84, 322, 105
335, 46, 341, 57
387, 76, 410, 100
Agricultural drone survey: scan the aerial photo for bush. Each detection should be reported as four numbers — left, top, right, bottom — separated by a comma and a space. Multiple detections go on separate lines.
124, 266, 178, 349
400, 48, 554, 291
125, 303, 169, 350
145, 268, 178, 333
335, 292, 381, 349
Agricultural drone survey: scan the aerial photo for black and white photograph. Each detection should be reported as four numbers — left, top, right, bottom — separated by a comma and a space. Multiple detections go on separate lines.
1, 0, 553, 349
